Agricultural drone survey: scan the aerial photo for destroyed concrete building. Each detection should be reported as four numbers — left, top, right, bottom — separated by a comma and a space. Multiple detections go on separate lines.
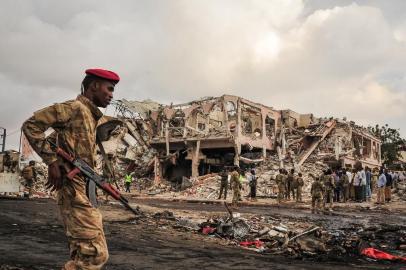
114, 95, 281, 182
112, 94, 382, 183
281, 110, 382, 169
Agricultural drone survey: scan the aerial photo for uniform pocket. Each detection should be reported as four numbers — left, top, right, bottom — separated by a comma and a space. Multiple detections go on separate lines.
78, 241, 97, 256
75, 234, 109, 267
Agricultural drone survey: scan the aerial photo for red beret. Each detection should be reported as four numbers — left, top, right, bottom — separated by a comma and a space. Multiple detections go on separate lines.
85, 68, 120, 84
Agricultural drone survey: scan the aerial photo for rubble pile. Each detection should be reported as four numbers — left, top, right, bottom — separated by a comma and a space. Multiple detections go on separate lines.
146, 182, 172, 195
179, 174, 221, 198
147, 206, 406, 261
108, 96, 384, 199
19, 95, 388, 201
256, 157, 328, 197
96, 118, 157, 186
32, 162, 48, 191
18, 162, 51, 197
395, 177, 406, 201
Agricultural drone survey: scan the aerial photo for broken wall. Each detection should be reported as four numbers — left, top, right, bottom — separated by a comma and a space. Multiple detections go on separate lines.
113, 94, 382, 185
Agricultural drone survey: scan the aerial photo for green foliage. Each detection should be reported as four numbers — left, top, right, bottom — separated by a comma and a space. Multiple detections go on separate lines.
368, 124, 406, 166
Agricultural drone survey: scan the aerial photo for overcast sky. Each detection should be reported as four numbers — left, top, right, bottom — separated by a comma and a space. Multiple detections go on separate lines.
1, 0, 406, 150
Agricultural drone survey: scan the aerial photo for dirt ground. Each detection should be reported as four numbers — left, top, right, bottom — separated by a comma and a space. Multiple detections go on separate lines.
0, 196, 405, 270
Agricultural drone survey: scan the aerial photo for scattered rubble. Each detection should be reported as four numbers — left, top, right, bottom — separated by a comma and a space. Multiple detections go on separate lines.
395, 174, 406, 201
108, 95, 383, 199
145, 203, 406, 262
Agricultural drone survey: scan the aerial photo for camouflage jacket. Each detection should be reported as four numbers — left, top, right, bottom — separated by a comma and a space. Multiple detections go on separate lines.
322, 174, 335, 191
230, 171, 240, 189
22, 95, 103, 171
311, 181, 324, 197
275, 174, 286, 188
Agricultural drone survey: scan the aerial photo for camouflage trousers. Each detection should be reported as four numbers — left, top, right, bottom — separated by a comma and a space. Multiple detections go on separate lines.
232, 187, 240, 204
296, 187, 302, 202
312, 194, 323, 213
58, 176, 108, 270
277, 185, 285, 203
218, 182, 228, 199
323, 190, 334, 210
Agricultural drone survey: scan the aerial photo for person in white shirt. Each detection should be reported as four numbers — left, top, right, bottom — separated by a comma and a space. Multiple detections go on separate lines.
354, 166, 366, 202
376, 169, 387, 204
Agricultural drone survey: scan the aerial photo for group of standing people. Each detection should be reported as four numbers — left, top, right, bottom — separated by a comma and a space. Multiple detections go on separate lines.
217, 162, 403, 213
325, 166, 398, 204
275, 169, 305, 204
309, 165, 402, 214
218, 166, 258, 207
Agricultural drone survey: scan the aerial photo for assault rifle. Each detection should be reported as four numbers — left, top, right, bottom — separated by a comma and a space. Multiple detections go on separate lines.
48, 140, 140, 217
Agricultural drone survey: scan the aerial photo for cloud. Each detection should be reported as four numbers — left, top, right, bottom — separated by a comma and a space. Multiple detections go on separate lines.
0, 0, 405, 150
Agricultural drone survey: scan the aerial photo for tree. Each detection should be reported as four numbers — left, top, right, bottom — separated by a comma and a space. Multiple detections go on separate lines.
368, 124, 406, 166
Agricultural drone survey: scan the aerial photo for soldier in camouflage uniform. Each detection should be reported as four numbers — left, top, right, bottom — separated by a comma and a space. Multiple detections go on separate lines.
22, 160, 37, 198
218, 168, 228, 200
22, 68, 120, 270
230, 167, 240, 207
296, 172, 304, 202
285, 169, 294, 200
321, 169, 335, 212
310, 175, 324, 214
275, 169, 286, 204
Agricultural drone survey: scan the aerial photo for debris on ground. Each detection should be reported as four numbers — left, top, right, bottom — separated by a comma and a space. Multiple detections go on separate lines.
140, 202, 406, 262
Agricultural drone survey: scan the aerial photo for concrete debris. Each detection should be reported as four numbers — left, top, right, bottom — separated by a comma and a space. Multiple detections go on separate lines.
395, 175, 406, 201
187, 213, 406, 258
95, 119, 157, 189
153, 210, 176, 221
12, 95, 389, 201
108, 95, 382, 199
176, 218, 201, 231
14, 162, 51, 198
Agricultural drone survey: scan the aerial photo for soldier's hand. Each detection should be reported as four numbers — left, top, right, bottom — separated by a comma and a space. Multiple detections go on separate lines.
47, 161, 63, 191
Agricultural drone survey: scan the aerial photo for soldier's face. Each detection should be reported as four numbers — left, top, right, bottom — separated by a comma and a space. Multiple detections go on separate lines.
94, 81, 115, 108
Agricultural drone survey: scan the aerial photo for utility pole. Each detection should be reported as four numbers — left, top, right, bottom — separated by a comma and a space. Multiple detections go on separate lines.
0, 127, 6, 153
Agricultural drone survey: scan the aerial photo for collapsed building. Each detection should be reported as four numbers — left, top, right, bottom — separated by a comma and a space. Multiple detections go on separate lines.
110, 95, 382, 184
281, 110, 382, 169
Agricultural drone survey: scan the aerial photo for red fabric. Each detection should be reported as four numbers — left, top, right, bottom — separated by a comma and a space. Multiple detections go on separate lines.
202, 226, 216, 235
361, 248, 406, 262
85, 68, 120, 83
239, 240, 264, 248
